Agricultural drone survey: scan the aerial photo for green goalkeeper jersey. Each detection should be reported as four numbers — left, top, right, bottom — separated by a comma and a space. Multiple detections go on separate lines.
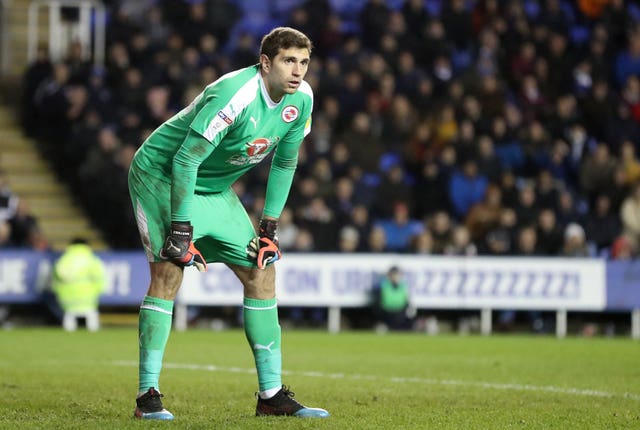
132, 64, 313, 222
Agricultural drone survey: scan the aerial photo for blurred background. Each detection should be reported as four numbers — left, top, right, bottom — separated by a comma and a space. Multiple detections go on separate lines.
0, 0, 639, 335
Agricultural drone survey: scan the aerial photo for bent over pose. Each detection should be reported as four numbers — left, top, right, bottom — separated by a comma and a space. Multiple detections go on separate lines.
128, 27, 328, 420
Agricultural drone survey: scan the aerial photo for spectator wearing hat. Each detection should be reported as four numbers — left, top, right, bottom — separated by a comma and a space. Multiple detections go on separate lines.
561, 223, 591, 257
337, 226, 360, 253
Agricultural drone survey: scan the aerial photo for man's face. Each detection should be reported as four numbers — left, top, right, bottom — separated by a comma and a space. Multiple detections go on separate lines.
261, 47, 310, 101
389, 271, 402, 284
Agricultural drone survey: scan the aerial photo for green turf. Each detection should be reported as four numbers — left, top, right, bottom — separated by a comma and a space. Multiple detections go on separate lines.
0, 328, 638, 429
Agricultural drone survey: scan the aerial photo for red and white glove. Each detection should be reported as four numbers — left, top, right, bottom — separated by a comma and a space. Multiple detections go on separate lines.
246, 218, 281, 269
160, 222, 207, 272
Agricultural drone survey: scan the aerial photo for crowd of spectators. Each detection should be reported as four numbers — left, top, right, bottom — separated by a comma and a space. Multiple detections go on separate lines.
18, 0, 640, 258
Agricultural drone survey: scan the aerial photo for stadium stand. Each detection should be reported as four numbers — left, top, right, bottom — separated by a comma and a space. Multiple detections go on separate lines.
4, 0, 640, 259
0, 0, 107, 251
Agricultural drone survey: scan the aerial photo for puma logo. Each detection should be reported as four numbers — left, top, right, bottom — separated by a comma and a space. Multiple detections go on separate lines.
166, 241, 181, 253
253, 341, 275, 353
250, 116, 258, 129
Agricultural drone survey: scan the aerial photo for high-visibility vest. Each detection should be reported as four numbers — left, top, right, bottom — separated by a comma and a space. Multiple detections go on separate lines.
379, 279, 409, 312
52, 244, 106, 312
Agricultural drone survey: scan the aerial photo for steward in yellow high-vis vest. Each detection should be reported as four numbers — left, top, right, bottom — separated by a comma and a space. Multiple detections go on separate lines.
52, 238, 106, 331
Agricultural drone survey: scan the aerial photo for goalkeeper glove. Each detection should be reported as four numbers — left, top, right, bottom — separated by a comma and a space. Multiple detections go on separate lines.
246, 218, 282, 269
160, 222, 207, 272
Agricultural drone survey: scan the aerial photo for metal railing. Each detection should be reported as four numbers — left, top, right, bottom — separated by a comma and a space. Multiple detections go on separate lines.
28, 0, 106, 66
0, 0, 10, 75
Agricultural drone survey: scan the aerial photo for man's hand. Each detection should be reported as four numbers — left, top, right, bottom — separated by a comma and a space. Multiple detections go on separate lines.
246, 218, 282, 269
160, 222, 207, 272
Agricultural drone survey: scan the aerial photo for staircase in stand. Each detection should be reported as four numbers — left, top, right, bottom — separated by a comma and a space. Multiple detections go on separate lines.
0, 105, 107, 251
1, 0, 108, 251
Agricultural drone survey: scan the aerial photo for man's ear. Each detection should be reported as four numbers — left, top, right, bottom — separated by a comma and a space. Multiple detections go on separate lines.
260, 54, 271, 72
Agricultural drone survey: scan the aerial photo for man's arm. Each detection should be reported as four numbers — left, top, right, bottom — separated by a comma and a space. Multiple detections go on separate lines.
262, 141, 300, 219
170, 129, 216, 222
160, 129, 215, 272
247, 137, 302, 269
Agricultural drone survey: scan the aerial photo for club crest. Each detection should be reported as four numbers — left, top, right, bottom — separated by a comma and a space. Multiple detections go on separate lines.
281, 105, 299, 123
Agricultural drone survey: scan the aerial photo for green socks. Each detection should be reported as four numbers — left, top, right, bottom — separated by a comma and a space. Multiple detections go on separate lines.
138, 295, 281, 395
138, 295, 173, 393
243, 297, 282, 393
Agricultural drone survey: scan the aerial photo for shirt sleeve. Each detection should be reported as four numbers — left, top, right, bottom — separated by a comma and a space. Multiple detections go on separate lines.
262, 102, 312, 218
171, 129, 217, 222
171, 81, 237, 222
262, 139, 301, 218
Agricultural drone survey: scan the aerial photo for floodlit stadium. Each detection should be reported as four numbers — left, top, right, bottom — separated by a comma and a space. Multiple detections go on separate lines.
0, 0, 639, 428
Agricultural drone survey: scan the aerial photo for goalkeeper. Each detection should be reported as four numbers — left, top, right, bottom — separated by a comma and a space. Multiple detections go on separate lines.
128, 27, 328, 420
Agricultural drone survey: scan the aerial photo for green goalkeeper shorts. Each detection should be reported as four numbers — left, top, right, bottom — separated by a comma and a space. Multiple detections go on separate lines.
128, 163, 257, 267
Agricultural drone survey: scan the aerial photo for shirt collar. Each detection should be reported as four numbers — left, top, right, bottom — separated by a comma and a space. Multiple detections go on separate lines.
258, 69, 281, 109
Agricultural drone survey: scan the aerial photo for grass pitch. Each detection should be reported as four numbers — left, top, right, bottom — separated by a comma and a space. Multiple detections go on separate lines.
0, 328, 638, 429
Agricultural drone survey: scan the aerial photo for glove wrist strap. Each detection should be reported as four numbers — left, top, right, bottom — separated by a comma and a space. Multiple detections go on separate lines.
170, 221, 193, 242
259, 218, 278, 240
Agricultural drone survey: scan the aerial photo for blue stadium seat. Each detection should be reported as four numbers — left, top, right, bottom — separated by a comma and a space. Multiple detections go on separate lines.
560, 0, 576, 25
523, 0, 540, 19
425, 0, 441, 17
597, 246, 610, 259
238, 0, 270, 15
362, 173, 381, 188
451, 48, 472, 73
272, 0, 306, 16
629, 3, 640, 22
386, 0, 405, 11
224, 15, 282, 53
341, 20, 361, 35
379, 152, 402, 173
570, 26, 590, 46
329, 0, 368, 16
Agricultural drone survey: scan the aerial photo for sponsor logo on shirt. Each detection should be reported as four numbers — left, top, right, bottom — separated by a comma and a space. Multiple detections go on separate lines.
245, 137, 270, 157
217, 110, 233, 125
226, 137, 280, 165
281, 105, 299, 123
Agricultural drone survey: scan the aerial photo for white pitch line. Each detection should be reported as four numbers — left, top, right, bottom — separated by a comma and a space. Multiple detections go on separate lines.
112, 360, 640, 401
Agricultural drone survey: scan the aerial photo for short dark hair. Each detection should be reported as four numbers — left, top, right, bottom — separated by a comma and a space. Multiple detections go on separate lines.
260, 27, 312, 60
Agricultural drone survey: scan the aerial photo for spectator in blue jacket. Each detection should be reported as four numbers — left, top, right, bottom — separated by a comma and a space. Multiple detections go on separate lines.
449, 159, 489, 220
375, 201, 424, 253
615, 28, 640, 87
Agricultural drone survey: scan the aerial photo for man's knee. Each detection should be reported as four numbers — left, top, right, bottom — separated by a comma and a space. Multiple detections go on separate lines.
147, 261, 184, 300
228, 264, 276, 299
